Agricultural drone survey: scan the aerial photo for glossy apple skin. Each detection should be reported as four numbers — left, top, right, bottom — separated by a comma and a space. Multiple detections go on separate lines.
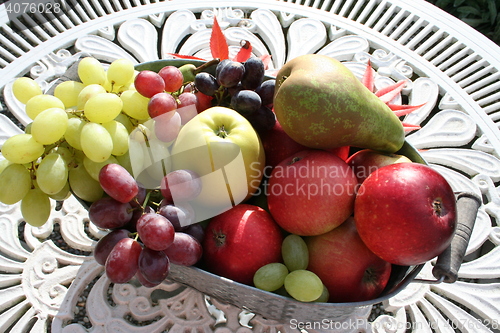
346, 149, 412, 183
201, 204, 283, 285
306, 218, 392, 303
354, 163, 457, 266
267, 149, 357, 236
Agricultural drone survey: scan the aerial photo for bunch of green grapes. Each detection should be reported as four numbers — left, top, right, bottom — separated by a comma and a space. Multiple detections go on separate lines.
253, 234, 329, 303
0, 57, 153, 227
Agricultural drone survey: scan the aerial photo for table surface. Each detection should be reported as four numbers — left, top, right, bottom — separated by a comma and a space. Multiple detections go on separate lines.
1, 0, 500, 332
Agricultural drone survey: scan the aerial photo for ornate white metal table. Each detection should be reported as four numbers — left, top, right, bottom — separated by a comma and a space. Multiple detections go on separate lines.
1, 0, 500, 332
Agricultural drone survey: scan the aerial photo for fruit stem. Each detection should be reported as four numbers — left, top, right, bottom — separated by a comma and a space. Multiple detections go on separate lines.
213, 231, 226, 247
433, 198, 443, 216
216, 125, 228, 138
195, 58, 220, 74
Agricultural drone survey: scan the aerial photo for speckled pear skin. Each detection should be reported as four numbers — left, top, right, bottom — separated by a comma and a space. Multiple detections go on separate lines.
273, 54, 405, 153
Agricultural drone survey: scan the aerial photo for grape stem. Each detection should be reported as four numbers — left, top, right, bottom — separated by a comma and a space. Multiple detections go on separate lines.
194, 58, 220, 74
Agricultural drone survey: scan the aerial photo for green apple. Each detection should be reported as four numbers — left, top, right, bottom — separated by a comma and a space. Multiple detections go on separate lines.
170, 107, 265, 220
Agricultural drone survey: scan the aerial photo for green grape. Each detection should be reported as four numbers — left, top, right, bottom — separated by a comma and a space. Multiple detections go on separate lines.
25, 94, 65, 120
120, 89, 150, 120
1, 133, 45, 164
12, 77, 42, 104
31, 107, 68, 145
65, 117, 86, 150
49, 145, 73, 165
68, 163, 104, 202
115, 150, 134, 176
284, 270, 323, 302
84, 93, 123, 123
0, 163, 31, 205
83, 155, 118, 181
282, 234, 309, 271
78, 57, 106, 86
49, 182, 71, 201
76, 84, 107, 110
107, 58, 135, 87
21, 188, 51, 227
315, 285, 330, 303
36, 153, 68, 195
102, 120, 129, 156
54, 80, 85, 108
0, 159, 12, 174
114, 112, 135, 133
253, 263, 289, 292
80, 122, 113, 163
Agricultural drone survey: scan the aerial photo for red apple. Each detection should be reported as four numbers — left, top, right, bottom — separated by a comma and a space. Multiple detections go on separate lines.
202, 204, 283, 285
260, 120, 309, 169
267, 149, 357, 236
354, 163, 457, 266
346, 149, 412, 183
306, 217, 392, 303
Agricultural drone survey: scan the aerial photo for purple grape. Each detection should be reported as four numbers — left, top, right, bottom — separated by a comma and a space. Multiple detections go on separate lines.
184, 223, 205, 243
138, 247, 170, 286
105, 238, 142, 284
136, 213, 175, 251
94, 229, 131, 265
215, 59, 232, 78
217, 61, 245, 88
99, 163, 139, 203
255, 79, 275, 106
160, 169, 202, 203
89, 197, 133, 229
163, 232, 203, 266
230, 90, 262, 116
246, 106, 276, 135
241, 57, 265, 90
157, 202, 196, 231
194, 72, 219, 96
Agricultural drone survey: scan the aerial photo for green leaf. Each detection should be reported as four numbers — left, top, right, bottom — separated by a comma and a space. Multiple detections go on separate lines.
456, 6, 483, 17
462, 17, 489, 26
487, 0, 498, 25
454, 0, 468, 7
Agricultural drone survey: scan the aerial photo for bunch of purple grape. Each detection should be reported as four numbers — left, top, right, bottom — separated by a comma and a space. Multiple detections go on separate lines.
193, 57, 277, 134
90, 163, 204, 287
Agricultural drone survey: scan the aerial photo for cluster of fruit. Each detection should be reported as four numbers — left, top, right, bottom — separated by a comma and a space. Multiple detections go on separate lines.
1, 51, 458, 308
193, 57, 276, 134
91, 163, 203, 287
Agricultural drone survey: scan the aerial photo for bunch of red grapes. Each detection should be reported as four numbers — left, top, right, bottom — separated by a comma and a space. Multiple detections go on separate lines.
91, 163, 203, 287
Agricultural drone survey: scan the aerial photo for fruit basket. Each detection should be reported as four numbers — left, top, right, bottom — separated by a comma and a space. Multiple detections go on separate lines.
3, 54, 481, 324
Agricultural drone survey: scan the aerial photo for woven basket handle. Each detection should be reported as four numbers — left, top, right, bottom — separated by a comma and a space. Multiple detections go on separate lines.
432, 191, 481, 283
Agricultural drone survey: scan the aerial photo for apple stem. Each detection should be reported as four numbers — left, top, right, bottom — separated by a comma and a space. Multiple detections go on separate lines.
288, 156, 302, 165
216, 125, 228, 138
433, 198, 443, 216
214, 231, 226, 247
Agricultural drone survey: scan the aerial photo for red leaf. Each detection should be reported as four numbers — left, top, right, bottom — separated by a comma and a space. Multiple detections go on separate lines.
362, 60, 375, 92
167, 53, 207, 61
210, 17, 229, 60
375, 80, 407, 103
402, 122, 421, 132
232, 40, 253, 62
388, 103, 426, 117
260, 54, 272, 70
